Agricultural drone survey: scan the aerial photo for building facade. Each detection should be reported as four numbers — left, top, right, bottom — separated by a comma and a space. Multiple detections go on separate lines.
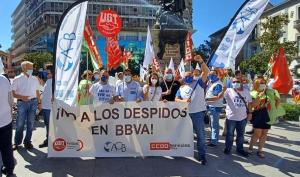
10, 0, 27, 73
11, 0, 193, 68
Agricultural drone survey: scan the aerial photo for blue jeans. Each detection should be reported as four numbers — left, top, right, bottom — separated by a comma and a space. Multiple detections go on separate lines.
189, 111, 206, 159
15, 99, 38, 145
42, 109, 51, 142
208, 106, 222, 145
225, 118, 247, 152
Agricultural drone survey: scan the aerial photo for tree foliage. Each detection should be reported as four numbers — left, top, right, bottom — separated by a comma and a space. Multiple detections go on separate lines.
24, 52, 53, 70
240, 14, 297, 74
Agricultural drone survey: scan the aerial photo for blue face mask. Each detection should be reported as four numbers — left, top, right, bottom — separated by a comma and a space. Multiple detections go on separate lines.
94, 75, 99, 81
101, 75, 108, 82
232, 83, 241, 89
184, 76, 193, 84
208, 74, 218, 82
26, 70, 33, 76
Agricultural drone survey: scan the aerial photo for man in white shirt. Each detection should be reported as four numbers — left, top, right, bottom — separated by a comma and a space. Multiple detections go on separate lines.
0, 75, 15, 176
89, 69, 117, 104
116, 69, 143, 102
223, 77, 252, 157
39, 65, 53, 148
175, 55, 209, 165
206, 69, 226, 147
12, 61, 41, 150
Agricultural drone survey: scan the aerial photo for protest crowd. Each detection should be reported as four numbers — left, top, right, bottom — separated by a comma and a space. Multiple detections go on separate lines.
0, 54, 287, 176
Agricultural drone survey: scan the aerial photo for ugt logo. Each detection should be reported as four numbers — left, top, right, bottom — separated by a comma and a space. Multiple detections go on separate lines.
104, 141, 126, 152
56, 33, 76, 71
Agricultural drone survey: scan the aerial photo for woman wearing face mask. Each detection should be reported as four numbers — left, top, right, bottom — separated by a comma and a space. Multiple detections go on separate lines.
93, 70, 100, 84
248, 78, 281, 158
143, 73, 162, 101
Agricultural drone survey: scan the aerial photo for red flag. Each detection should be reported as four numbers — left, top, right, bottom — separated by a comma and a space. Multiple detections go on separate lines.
271, 48, 293, 94
106, 37, 122, 69
185, 32, 194, 62
84, 19, 103, 68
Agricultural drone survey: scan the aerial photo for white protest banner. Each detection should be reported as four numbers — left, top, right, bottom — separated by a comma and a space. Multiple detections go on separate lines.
48, 101, 193, 157
209, 0, 269, 70
54, 1, 88, 106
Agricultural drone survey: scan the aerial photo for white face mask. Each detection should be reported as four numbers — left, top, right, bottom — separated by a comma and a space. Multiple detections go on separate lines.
259, 84, 266, 90
151, 79, 158, 85
165, 73, 173, 80
232, 83, 241, 89
124, 75, 132, 83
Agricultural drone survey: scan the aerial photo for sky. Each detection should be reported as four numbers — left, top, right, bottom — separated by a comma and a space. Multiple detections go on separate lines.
0, 0, 285, 52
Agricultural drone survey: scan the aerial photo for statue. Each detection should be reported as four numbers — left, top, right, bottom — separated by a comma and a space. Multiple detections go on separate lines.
155, 0, 188, 60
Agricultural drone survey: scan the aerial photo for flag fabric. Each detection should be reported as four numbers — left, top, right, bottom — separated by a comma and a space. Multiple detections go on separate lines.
0, 57, 4, 74
209, 0, 269, 70
140, 64, 148, 82
143, 26, 155, 68
178, 59, 185, 79
81, 40, 100, 71
168, 58, 175, 74
106, 37, 122, 70
54, 1, 88, 106
185, 32, 194, 62
271, 48, 293, 94
84, 19, 103, 69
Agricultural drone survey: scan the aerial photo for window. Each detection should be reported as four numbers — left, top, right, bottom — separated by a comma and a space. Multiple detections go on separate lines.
298, 7, 300, 20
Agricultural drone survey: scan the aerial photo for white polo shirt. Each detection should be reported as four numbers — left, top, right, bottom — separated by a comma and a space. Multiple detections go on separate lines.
0, 75, 12, 128
12, 73, 40, 99
116, 81, 142, 102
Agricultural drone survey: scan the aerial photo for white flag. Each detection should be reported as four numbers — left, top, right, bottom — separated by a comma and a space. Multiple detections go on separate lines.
143, 26, 155, 68
54, 1, 88, 106
210, 0, 269, 70
0, 57, 4, 74
140, 64, 148, 82
168, 58, 175, 74
178, 59, 185, 79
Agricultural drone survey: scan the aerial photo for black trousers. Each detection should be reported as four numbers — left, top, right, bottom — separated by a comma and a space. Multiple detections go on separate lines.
0, 122, 14, 174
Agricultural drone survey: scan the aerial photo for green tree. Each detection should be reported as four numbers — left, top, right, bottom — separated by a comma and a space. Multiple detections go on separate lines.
240, 14, 297, 74
24, 52, 53, 69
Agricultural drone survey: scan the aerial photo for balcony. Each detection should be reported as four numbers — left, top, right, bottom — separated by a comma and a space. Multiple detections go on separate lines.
294, 19, 300, 29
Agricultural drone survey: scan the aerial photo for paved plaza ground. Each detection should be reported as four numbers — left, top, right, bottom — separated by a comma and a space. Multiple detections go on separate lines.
1, 119, 300, 177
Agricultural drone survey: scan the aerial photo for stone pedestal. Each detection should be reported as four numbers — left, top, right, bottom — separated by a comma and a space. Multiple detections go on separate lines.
151, 29, 187, 69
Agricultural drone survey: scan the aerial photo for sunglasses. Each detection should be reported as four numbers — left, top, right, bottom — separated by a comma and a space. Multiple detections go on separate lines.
233, 81, 241, 83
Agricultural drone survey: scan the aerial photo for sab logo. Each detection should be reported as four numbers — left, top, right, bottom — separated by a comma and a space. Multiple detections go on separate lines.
56, 33, 76, 71
104, 141, 126, 152
150, 142, 170, 150
53, 138, 66, 151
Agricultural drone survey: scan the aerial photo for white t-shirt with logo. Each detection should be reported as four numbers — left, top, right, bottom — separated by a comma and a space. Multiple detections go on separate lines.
206, 80, 224, 107
12, 73, 40, 99
224, 88, 252, 121
176, 80, 206, 113
143, 85, 162, 101
116, 81, 142, 102
89, 83, 116, 103
0, 75, 12, 128
42, 78, 52, 110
